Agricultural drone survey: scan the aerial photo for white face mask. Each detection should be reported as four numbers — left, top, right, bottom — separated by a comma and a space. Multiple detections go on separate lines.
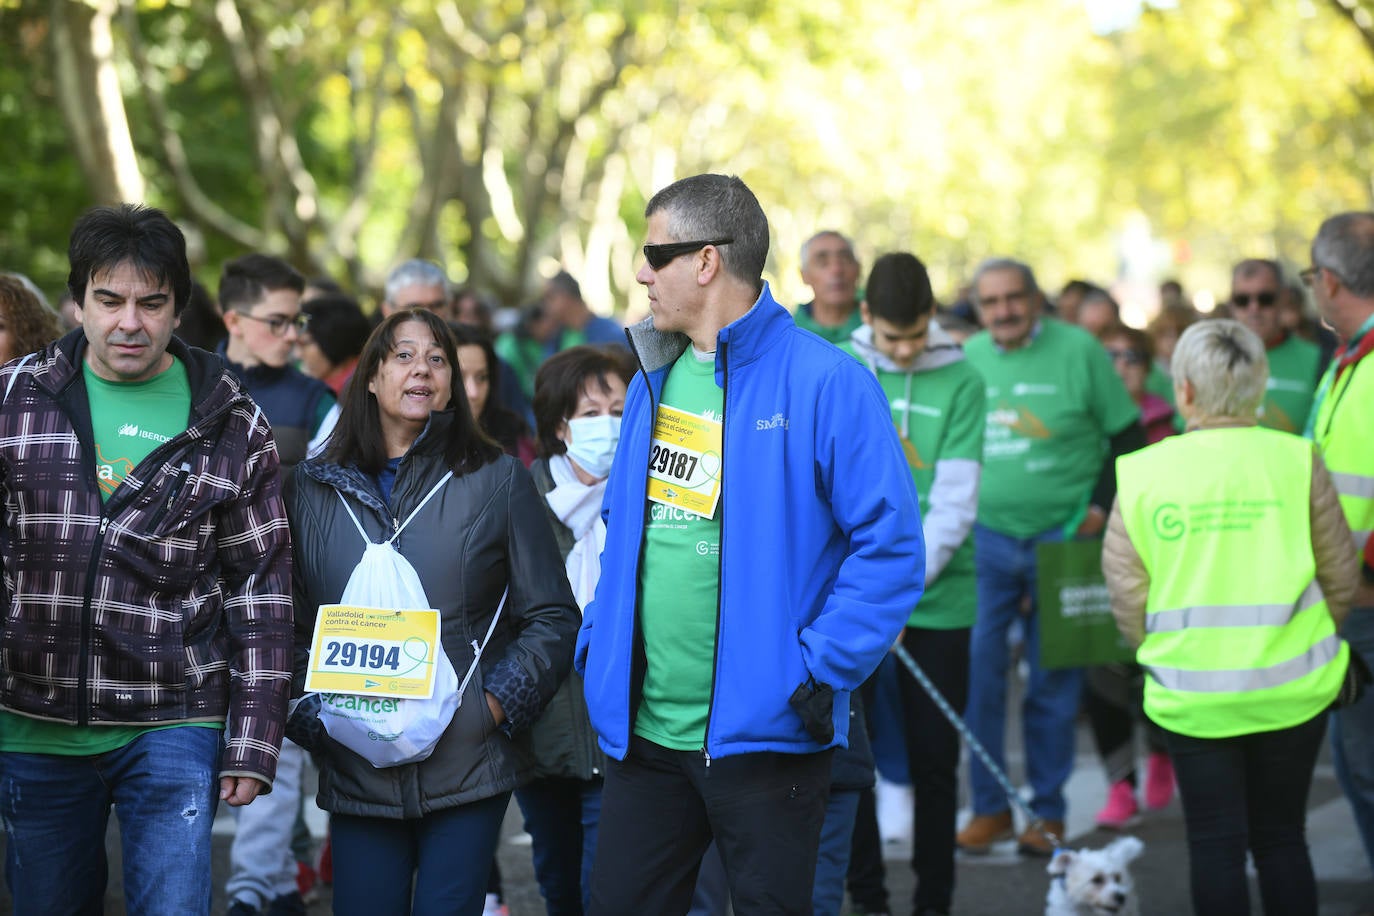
564, 415, 622, 479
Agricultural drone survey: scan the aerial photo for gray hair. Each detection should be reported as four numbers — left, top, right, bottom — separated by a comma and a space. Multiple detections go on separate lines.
645, 174, 769, 291
1231, 258, 1283, 287
970, 258, 1040, 303
1312, 212, 1374, 298
1171, 319, 1268, 421
384, 259, 450, 303
800, 230, 854, 265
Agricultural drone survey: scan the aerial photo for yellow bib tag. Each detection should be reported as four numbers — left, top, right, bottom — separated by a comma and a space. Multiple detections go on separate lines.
304, 605, 441, 699
647, 404, 723, 519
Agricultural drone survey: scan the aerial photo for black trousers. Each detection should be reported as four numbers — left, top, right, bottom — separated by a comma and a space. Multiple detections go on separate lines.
588, 735, 832, 916
846, 627, 970, 915
1165, 712, 1326, 916
1084, 662, 1167, 785
896, 626, 970, 914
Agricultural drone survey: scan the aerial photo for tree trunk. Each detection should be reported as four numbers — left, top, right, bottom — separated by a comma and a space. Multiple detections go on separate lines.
49, 0, 145, 205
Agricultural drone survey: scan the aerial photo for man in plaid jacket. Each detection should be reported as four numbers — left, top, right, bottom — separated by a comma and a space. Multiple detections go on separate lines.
0, 204, 293, 915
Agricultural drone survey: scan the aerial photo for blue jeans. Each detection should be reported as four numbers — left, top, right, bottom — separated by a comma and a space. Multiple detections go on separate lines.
331, 792, 510, 916
811, 787, 861, 916
515, 776, 602, 915
966, 524, 1084, 821
1332, 606, 1374, 874
0, 725, 222, 916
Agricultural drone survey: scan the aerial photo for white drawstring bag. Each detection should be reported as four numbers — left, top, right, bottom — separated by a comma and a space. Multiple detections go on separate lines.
316, 472, 506, 767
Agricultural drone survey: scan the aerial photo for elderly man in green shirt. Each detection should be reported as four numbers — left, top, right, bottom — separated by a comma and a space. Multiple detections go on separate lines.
957, 258, 1144, 857
795, 230, 863, 344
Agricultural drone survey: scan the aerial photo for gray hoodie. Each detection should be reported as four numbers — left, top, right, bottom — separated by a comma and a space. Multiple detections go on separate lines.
848, 320, 981, 587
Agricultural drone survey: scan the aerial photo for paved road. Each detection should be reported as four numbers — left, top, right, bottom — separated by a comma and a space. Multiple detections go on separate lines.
3, 724, 1371, 914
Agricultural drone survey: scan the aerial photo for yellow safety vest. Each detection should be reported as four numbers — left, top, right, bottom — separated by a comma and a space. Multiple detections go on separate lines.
1117, 426, 1347, 738
1311, 355, 1374, 555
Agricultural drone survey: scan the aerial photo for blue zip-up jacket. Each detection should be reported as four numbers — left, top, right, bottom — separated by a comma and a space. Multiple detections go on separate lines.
575, 282, 925, 761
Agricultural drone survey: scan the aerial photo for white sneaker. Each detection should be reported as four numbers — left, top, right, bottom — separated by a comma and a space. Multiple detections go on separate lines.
875, 776, 914, 844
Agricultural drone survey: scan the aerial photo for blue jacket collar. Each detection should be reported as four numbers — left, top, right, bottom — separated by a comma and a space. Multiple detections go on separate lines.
626, 282, 792, 386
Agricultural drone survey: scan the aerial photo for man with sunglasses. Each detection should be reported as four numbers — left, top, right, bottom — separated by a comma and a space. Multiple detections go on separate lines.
1305, 212, 1374, 878
577, 173, 923, 914
218, 253, 334, 916
1229, 258, 1320, 433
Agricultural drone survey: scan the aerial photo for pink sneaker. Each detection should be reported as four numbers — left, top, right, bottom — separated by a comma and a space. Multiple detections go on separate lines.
1145, 751, 1175, 810
1095, 779, 1140, 830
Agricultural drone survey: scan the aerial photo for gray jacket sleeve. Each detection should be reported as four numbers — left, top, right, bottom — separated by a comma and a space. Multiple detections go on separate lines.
923, 457, 979, 586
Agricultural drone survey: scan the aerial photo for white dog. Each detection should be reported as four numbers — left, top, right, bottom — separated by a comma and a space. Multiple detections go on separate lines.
1044, 835, 1144, 916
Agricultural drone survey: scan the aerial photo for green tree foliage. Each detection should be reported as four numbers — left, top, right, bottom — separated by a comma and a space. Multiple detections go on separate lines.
1, 0, 1371, 312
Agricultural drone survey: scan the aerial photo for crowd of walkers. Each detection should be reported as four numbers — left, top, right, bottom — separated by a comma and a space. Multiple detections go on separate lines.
0, 180, 1371, 916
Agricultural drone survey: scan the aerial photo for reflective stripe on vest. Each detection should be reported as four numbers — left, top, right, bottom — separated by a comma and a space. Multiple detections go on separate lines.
1117, 427, 1345, 738
1147, 633, 1342, 694
1332, 471, 1374, 500
1144, 580, 1323, 635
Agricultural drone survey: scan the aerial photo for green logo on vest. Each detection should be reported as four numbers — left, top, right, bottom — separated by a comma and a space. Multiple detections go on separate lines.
1153, 503, 1184, 541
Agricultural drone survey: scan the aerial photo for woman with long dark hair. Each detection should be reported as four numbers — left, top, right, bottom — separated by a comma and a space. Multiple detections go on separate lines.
451, 322, 536, 466
286, 308, 578, 915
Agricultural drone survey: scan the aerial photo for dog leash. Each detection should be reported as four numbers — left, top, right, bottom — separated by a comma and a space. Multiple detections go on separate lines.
891, 642, 1064, 852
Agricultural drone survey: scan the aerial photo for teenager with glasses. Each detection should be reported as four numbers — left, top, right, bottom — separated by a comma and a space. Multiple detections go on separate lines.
1228, 258, 1321, 433
218, 252, 339, 916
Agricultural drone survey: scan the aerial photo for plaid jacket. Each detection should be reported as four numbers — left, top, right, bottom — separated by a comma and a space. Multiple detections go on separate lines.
0, 331, 293, 788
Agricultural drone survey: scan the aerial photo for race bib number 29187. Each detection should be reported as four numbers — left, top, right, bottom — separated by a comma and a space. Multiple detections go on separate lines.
647, 404, 722, 518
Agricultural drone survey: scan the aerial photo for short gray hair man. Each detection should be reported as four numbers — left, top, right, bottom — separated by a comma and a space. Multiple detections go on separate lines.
382, 259, 451, 317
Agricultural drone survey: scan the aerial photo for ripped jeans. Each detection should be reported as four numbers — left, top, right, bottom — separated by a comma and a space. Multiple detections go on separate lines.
0, 725, 222, 916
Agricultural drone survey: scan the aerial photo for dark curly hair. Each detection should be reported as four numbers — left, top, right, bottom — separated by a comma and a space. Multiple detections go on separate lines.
0, 275, 64, 363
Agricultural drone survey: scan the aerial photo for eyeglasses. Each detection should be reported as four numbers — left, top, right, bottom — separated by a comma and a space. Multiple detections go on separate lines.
1230, 291, 1277, 309
1105, 348, 1146, 367
642, 238, 733, 271
1299, 266, 1320, 287
237, 311, 310, 336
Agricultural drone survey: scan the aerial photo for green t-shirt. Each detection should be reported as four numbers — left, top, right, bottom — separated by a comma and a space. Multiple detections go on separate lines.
633, 349, 723, 750
494, 332, 544, 400
1260, 334, 1320, 434
794, 304, 863, 345
964, 320, 1140, 539
842, 345, 985, 628
0, 358, 213, 755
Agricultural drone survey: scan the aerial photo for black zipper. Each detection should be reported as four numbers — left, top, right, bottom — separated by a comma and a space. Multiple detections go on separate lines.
75, 515, 111, 725
701, 341, 727, 771
145, 461, 193, 532
62, 389, 236, 725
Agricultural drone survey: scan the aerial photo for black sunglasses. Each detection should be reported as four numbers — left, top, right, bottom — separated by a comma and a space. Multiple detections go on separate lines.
1230, 291, 1277, 309
642, 238, 733, 271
